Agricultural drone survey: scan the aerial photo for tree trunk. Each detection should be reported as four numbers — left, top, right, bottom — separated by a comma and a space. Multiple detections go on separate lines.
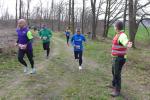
129, 0, 135, 47
19, 0, 22, 19
27, 0, 31, 25
92, 12, 96, 39
129, 0, 138, 48
103, 0, 110, 38
90, 0, 97, 39
123, 0, 127, 31
58, 11, 61, 31
72, 0, 75, 34
51, 0, 54, 31
82, 0, 85, 34
103, 0, 109, 37
16, 0, 18, 26
39, 0, 43, 27
68, 0, 71, 28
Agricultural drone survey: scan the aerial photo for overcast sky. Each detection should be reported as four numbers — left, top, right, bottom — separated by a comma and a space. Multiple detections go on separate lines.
0, 0, 150, 17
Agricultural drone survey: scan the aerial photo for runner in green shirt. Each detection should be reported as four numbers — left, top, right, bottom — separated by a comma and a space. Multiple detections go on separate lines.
39, 24, 52, 59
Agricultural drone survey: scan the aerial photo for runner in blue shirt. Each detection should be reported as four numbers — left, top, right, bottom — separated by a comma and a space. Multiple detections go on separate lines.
65, 27, 71, 46
71, 28, 86, 70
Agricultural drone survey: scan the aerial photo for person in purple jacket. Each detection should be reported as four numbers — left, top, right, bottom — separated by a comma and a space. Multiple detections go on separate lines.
15, 19, 35, 74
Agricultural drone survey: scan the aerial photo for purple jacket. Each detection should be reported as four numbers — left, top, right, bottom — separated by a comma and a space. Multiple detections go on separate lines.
16, 27, 32, 50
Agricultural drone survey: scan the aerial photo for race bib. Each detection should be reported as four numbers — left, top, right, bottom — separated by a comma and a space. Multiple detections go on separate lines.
18, 44, 27, 50
43, 36, 47, 40
75, 45, 80, 49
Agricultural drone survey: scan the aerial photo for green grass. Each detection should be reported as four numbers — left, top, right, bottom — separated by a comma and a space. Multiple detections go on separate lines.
84, 36, 150, 99
107, 26, 150, 73
108, 26, 150, 44
56, 32, 150, 99
56, 33, 127, 100
0, 42, 43, 70
0, 32, 149, 99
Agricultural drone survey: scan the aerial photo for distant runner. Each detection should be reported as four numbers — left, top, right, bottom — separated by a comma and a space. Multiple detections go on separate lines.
65, 27, 71, 46
39, 24, 52, 59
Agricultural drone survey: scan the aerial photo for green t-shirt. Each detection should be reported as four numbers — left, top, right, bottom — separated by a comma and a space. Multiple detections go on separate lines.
39, 28, 52, 43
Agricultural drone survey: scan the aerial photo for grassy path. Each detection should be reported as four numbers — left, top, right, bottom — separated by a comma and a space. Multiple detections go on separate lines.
0, 33, 149, 100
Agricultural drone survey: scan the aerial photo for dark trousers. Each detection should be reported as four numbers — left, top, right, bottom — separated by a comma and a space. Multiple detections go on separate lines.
18, 49, 34, 68
66, 35, 70, 44
112, 56, 126, 90
43, 42, 50, 57
74, 51, 83, 66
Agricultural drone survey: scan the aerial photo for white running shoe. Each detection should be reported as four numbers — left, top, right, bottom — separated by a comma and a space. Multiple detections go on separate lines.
30, 68, 36, 74
24, 67, 29, 73
79, 66, 82, 70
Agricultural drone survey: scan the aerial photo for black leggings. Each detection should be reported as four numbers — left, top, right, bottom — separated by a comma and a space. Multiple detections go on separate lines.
66, 35, 70, 44
43, 42, 50, 57
18, 49, 34, 68
74, 51, 83, 66
112, 57, 126, 90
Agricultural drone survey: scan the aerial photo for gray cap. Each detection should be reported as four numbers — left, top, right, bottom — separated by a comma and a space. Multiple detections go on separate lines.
76, 28, 81, 32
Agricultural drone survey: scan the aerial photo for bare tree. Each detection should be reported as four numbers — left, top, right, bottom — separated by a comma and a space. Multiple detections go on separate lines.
27, 0, 31, 25
103, 0, 124, 37
57, 1, 64, 31
91, 0, 105, 39
72, 0, 75, 34
19, 0, 22, 19
21, 1, 27, 19
63, 2, 69, 27
68, 0, 71, 28
90, 0, 97, 39
82, 0, 86, 34
123, 0, 128, 31
74, 7, 82, 28
0, 0, 4, 19
50, 0, 54, 30
1, 7, 10, 20
16, 0, 18, 26
84, 7, 93, 33
39, 0, 43, 26
45, 1, 50, 20
128, 0, 150, 47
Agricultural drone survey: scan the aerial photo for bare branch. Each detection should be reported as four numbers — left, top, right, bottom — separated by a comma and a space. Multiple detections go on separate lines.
141, 20, 150, 36
137, 1, 150, 11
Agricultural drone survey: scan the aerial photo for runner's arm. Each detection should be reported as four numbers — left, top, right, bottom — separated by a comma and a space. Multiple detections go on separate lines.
38, 30, 43, 39
83, 35, 86, 42
71, 36, 74, 46
15, 30, 19, 46
48, 29, 53, 38
27, 31, 33, 43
